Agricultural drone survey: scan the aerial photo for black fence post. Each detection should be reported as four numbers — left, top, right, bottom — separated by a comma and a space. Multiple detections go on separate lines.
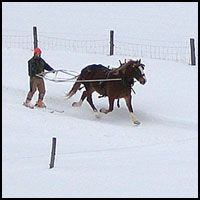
190, 38, 196, 66
33, 26, 38, 50
49, 137, 57, 169
110, 30, 114, 56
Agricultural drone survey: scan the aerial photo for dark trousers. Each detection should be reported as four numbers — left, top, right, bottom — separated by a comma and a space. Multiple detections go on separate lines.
26, 77, 46, 101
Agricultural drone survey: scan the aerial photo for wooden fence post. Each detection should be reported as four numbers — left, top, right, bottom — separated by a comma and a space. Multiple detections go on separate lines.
110, 30, 114, 56
190, 38, 196, 66
49, 137, 57, 169
33, 26, 38, 49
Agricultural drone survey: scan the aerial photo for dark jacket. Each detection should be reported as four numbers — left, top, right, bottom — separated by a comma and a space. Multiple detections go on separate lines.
28, 56, 54, 77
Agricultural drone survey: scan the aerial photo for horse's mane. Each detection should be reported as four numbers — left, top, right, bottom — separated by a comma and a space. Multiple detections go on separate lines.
112, 59, 136, 75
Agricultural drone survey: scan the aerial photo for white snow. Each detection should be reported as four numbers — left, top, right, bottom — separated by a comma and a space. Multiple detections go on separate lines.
2, 2, 198, 198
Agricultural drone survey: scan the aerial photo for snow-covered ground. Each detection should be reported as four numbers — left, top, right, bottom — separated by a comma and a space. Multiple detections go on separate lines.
2, 2, 198, 198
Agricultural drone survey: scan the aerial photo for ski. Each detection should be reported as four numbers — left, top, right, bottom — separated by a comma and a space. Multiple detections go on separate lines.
35, 106, 64, 113
23, 103, 64, 113
45, 107, 64, 113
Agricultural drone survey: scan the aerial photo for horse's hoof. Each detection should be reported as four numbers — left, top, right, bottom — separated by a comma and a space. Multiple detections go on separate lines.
72, 100, 82, 107
65, 92, 71, 100
72, 102, 76, 107
134, 121, 141, 125
72, 102, 80, 107
94, 111, 101, 119
100, 108, 107, 114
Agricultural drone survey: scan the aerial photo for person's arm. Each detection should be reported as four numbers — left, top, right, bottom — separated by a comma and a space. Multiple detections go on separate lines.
42, 58, 54, 71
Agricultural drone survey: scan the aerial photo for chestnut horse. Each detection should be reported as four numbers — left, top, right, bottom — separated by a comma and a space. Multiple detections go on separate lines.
65, 59, 146, 125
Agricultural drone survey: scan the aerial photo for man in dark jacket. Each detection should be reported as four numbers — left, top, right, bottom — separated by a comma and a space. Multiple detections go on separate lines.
23, 47, 54, 108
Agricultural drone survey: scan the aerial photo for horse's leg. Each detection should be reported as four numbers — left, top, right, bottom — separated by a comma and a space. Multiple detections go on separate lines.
124, 95, 140, 125
100, 97, 114, 114
86, 92, 101, 118
72, 90, 87, 107
86, 92, 98, 112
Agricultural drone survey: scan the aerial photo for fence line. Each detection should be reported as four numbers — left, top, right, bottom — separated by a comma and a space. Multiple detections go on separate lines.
2, 34, 32, 50
2, 30, 196, 64
38, 35, 108, 55
115, 40, 190, 63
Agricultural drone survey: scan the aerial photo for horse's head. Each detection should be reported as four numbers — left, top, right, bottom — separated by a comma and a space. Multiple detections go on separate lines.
128, 59, 147, 85
112, 59, 147, 85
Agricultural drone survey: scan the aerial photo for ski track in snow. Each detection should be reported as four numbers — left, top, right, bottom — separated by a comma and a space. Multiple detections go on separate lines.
3, 85, 197, 149
2, 54, 198, 198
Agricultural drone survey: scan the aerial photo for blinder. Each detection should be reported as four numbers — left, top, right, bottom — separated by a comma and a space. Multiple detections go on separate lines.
140, 63, 145, 69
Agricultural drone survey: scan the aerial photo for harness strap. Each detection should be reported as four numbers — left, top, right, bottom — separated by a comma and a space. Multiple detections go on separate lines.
98, 69, 112, 98
98, 70, 137, 98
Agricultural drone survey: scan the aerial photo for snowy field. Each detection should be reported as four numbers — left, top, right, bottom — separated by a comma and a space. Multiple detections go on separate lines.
2, 2, 198, 198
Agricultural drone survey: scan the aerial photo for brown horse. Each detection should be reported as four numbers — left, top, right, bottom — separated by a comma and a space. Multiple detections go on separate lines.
65, 59, 146, 125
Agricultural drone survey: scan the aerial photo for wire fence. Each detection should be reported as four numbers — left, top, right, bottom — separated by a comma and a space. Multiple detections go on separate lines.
38, 35, 108, 55
2, 30, 197, 64
115, 40, 190, 63
2, 34, 32, 50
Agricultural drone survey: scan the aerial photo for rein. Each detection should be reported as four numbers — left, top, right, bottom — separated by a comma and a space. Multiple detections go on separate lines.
36, 64, 138, 95
36, 70, 122, 83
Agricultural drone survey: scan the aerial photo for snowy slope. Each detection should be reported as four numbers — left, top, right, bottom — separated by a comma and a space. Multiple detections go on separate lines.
2, 2, 198, 198
2, 48, 198, 198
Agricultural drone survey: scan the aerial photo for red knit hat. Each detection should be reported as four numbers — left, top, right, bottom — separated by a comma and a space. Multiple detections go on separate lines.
34, 47, 42, 54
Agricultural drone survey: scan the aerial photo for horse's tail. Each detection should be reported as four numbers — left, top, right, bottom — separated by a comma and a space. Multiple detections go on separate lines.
65, 76, 82, 99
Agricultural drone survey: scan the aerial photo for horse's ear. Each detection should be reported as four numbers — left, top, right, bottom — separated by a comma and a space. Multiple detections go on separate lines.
139, 59, 141, 63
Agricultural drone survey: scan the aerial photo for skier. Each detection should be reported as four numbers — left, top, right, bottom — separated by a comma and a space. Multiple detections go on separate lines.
23, 47, 54, 108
